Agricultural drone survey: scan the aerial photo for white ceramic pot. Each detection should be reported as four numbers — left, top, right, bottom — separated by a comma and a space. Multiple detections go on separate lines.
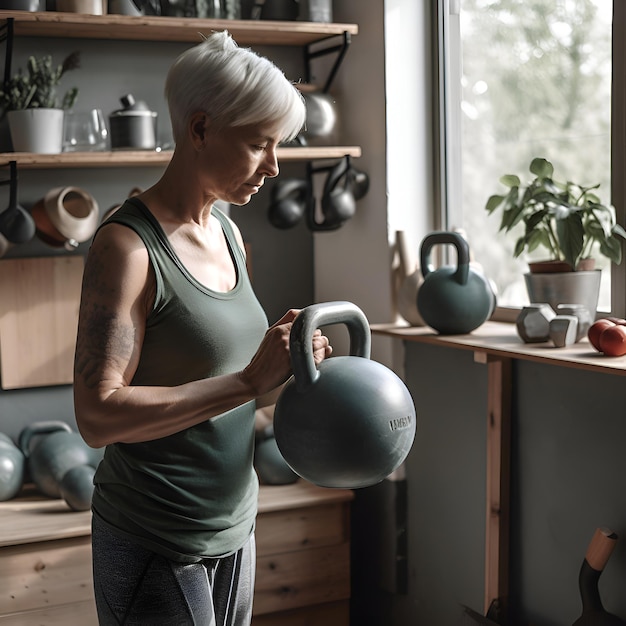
7, 108, 65, 154
524, 270, 602, 320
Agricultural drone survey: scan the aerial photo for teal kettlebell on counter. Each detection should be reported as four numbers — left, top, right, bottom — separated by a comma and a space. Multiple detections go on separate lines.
273, 301, 416, 489
19, 421, 103, 499
0, 433, 25, 501
417, 231, 496, 334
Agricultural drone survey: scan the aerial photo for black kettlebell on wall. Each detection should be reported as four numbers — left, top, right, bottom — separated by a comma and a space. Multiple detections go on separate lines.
267, 178, 308, 229
267, 158, 369, 231
273, 301, 416, 489
320, 157, 357, 227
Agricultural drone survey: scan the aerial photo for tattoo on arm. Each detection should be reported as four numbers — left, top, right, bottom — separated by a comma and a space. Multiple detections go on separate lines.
74, 245, 138, 390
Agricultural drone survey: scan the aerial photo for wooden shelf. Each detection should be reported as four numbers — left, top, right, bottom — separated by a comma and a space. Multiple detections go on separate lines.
0, 11, 358, 44
0, 480, 352, 548
0, 146, 361, 169
371, 320, 626, 377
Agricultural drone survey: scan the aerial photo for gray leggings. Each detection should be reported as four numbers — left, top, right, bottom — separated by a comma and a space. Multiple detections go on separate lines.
91, 514, 255, 626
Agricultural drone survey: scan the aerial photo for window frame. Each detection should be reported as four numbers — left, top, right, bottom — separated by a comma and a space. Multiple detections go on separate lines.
433, 0, 625, 320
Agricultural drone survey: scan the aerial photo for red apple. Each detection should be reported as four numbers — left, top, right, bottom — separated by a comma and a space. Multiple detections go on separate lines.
599, 324, 626, 356
588, 319, 616, 352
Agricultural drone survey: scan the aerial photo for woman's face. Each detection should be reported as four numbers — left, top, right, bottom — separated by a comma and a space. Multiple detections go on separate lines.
200, 120, 282, 206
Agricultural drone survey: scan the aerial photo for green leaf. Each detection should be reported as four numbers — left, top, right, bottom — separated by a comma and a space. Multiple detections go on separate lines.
499, 174, 520, 188
524, 208, 549, 230
513, 237, 526, 257
526, 229, 550, 254
501, 203, 526, 231
530, 157, 554, 179
599, 237, 622, 265
556, 213, 584, 269
485, 194, 505, 213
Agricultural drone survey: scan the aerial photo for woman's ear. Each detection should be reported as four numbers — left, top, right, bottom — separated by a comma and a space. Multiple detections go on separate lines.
189, 111, 210, 149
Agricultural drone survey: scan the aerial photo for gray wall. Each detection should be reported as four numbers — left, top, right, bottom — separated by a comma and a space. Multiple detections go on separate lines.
393, 341, 626, 625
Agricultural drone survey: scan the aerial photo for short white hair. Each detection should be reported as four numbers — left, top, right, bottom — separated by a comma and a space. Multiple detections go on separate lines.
165, 31, 306, 143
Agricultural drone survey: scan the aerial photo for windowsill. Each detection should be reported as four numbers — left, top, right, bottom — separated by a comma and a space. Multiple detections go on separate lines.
370, 320, 626, 377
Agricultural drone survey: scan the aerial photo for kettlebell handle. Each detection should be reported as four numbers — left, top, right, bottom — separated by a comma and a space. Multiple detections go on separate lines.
18, 420, 72, 459
420, 231, 470, 285
290, 301, 371, 392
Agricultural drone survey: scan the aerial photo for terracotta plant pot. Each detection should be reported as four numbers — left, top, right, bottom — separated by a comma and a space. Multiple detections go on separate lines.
528, 258, 596, 273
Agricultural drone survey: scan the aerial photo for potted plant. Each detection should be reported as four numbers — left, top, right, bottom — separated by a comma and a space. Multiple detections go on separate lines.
485, 157, 626, 315
0, 52, 80, 154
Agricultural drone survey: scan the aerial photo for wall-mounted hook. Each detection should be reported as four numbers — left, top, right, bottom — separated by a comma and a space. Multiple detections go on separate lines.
0, 160, 36, 245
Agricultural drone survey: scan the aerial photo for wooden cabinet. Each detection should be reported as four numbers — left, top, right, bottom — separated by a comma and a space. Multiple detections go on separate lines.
0, 481, 353, 625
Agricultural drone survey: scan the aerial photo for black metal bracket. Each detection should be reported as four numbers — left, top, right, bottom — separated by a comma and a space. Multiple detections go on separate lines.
0, 18, 14, 86
304, 30, 351, 93
0, 161, 18, 205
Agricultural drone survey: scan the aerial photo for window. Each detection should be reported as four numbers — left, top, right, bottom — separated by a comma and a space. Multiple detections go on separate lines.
437, 0, 619, 315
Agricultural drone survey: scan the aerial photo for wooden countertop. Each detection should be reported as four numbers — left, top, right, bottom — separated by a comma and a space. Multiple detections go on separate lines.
371, 320, 626, 377
0, 481, 353, 549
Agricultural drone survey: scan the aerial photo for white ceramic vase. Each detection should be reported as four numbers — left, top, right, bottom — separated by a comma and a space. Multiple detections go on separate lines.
7, 109, 65, 154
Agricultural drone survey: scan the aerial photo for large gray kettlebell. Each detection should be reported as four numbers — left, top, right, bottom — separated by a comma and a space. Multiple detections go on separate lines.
417, 231, 496, 335
273, 301, 416, 489
19, 421, 103, 498
0, 433, 25, 501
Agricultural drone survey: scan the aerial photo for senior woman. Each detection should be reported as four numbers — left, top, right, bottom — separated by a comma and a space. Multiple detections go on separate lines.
73, 31, 332, 626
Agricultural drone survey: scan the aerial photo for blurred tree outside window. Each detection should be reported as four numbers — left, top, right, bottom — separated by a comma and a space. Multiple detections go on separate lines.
445, 0, 612, 311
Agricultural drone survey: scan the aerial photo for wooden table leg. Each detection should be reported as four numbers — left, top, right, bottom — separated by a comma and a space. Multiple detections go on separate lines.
475, 352, 512, 618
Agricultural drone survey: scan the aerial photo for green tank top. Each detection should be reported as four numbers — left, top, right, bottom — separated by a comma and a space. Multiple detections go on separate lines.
91, 198, 267, 562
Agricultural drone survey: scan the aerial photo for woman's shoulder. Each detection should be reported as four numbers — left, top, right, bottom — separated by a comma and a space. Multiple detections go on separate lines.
214, 206, 245, 252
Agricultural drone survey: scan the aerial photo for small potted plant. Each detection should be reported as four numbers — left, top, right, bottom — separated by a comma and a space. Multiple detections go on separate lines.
485, 157, 626, 315
0, 52, 80, 154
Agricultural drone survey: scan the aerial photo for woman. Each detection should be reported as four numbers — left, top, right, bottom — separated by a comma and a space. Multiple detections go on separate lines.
73, 31, 332, 625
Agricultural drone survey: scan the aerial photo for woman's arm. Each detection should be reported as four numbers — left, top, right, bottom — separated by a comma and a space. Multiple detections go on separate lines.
73, 224, 312, 449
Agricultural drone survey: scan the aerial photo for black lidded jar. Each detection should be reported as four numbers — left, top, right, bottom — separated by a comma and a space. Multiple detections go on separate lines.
109, 94, 157, 151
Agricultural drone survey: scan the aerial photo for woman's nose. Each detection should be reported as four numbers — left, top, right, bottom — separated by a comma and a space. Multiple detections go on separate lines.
262, 147, 279, 178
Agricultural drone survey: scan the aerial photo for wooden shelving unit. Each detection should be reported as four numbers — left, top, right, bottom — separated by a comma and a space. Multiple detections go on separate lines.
0, 10, 358, 45
0, 12, 360, 168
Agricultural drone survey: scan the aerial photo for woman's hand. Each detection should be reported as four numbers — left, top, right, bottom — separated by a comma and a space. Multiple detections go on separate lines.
241, 309, 332, 396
